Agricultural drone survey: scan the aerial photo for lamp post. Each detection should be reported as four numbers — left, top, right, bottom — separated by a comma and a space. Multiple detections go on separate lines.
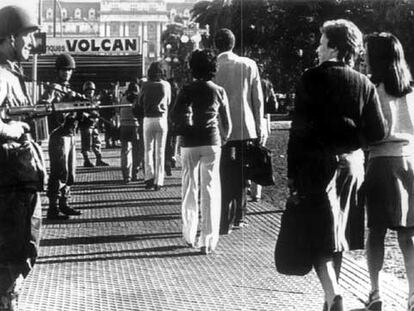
82, 17, 98, 36
53, 0, 57, 37
141, 40, 148, 78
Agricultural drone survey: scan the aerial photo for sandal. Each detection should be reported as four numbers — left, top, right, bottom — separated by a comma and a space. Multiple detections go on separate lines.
365, 290, 382, 311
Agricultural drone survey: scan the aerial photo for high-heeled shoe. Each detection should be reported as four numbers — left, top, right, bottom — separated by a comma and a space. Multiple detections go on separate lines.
365, 290, 382, 311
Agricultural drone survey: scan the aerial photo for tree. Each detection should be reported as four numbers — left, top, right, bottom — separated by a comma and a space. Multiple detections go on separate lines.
161, 23, 193, 85
191, 0, 233, 38
189, 0, 414, 95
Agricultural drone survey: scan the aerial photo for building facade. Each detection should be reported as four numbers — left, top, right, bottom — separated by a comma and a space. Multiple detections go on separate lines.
40, 0, 197, 75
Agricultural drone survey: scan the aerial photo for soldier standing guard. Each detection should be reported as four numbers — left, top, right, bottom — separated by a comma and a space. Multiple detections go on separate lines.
42, 53, 83, 220
0, 6, 46, 311
78, 81, 109, 167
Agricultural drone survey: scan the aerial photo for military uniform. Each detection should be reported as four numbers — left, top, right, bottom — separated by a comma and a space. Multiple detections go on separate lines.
43, 79, 83, 219
0, 49, 44, 311
78, 81, 108, 167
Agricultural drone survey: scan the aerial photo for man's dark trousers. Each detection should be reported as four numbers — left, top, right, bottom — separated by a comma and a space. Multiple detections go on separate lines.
220, 140, 249, 234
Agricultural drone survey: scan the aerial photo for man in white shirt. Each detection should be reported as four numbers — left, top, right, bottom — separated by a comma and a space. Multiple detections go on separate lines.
214, 28, 266, 234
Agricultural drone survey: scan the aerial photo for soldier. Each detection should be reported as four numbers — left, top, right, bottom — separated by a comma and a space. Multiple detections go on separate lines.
43, 53, 83, 220
78, 81, 109, 167
0, 5, 45, 310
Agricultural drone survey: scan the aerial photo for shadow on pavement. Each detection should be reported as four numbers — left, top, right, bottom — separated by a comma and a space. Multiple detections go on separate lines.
43, 212, 181, 225
40, 231, 183, 247
37, 246, 203, 264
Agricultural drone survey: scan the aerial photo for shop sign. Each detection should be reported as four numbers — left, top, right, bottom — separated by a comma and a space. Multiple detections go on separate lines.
45, 37, 140, 54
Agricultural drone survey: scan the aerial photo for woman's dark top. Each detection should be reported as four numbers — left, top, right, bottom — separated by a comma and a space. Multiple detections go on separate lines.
139, 80, 171, 118
287, 61, 387, 183
171, 80, 228, 147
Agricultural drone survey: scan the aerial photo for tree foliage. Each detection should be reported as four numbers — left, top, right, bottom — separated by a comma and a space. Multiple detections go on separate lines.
190, 0, 414, 94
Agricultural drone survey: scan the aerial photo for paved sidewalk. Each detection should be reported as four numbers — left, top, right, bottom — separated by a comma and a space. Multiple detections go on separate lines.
19, 139, 407, 311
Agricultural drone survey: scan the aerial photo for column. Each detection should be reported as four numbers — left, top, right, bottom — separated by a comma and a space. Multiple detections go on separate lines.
99, 22, 105, 37
142, 22, 148, 77
156, 22, 161, 58
124, 22, 129, 37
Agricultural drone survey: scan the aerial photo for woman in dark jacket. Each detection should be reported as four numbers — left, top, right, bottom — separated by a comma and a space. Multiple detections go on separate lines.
287, 19, 387, 311
170, 49, 231, 254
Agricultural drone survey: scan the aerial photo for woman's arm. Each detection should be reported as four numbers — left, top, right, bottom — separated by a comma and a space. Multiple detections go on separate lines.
218, 88, 232, 143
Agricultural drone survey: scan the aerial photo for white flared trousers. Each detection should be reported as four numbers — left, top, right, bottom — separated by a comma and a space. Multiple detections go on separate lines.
143, 117, 168, 186
181, 145, 222, 250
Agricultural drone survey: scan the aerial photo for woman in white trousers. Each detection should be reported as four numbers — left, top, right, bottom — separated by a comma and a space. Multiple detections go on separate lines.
139, 62, 171, 190
143, 116, 168, 189
171, 50, 231, 254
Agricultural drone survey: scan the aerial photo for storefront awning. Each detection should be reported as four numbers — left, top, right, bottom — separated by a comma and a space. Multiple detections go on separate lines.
22, 54, 143, 89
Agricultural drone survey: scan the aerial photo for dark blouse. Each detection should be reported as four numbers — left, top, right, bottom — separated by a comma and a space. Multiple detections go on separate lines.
287, 61, 387, 180
170, 80, 227, 147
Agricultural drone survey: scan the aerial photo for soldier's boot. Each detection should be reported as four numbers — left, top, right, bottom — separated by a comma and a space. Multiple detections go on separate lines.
95, 155, 109, 167
83, 154, 95, 167
47, 200, 69, 220
59, 198, 81, 216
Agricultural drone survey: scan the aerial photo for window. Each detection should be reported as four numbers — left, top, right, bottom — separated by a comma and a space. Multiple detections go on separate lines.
46, 8, 53, 19
129, 23, 138, 36
110, 23, 119, 36
74, 8, 81, 19
61, 8, 67, 20
76, 25, 80, 33
48, 25, 52, 33
88, 8, 95, 20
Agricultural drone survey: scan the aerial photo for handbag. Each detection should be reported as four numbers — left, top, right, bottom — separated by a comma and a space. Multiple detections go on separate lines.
274, 194, 313, 276
245, 143, 275, 186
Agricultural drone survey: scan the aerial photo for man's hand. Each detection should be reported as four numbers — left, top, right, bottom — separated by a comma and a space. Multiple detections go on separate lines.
259, 130, 268, 146
1, 120, 30, 140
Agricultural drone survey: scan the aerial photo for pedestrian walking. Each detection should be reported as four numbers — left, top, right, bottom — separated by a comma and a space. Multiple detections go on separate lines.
250, 67, 277, 202
214, 28, 266, 234
165, 78, 179, 176
120, 81, 141, 183
100, 86, 118, 148
170, 49, 231, 254
0, 6, 45, 310
364, 32, 414, 311
139, 62, 171, 191
286, 19, 387, 311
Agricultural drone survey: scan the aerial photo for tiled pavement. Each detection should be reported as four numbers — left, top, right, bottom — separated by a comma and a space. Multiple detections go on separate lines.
19, 135, 407, 311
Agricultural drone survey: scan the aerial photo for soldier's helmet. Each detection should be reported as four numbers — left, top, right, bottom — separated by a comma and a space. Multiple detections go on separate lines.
82, 81, 96, 92
0, 6, 39, 39
55, 53, 76, 70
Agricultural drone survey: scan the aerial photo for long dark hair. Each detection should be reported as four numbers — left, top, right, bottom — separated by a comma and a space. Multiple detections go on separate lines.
189, 49, 217, 81
126, 81, 139, 102
147, 62, 163, 81
365, 32, 412, 97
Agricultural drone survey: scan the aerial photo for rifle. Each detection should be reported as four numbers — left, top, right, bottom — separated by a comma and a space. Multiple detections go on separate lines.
3, 101, 132, 119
